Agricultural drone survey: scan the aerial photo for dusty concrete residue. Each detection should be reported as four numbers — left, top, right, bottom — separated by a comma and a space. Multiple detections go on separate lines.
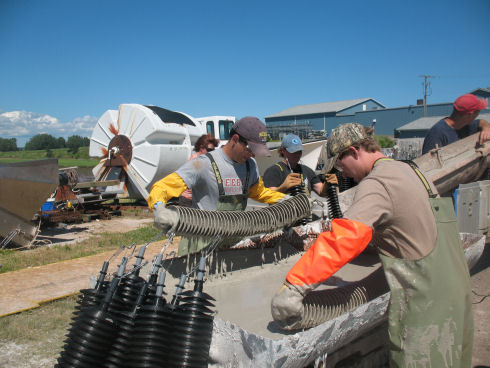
402, 319, 460, 368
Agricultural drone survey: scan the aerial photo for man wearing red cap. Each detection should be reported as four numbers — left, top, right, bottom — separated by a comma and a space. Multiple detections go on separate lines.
422, 93, 490, 154
147, 116, 286, 255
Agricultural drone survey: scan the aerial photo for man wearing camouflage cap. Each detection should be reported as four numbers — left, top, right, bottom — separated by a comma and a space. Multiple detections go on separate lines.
271, 122, 473, 367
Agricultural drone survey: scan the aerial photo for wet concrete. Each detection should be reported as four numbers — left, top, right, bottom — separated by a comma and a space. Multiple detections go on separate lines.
162, 244, 381, 340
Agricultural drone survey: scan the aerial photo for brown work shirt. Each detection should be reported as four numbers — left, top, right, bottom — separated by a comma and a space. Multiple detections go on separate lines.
345, 159, 438, 260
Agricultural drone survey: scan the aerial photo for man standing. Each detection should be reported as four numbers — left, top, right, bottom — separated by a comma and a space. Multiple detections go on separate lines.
263, 133, 324, 196
148, 116, 285, 255
422, 93, 490, 154
271, 123, 473, 367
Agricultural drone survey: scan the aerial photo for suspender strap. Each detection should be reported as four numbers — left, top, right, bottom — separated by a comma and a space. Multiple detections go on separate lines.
206, 153, 225, 196
206, 153, 251, 196
403, 160, 436, 198
243, 161, 250, 195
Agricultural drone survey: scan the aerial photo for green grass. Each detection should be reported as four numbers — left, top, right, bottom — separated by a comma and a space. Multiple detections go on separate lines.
0, 147, 100, 167
0, 295, 78, 366
0, 224, 161, 274
0, 295, 77, 342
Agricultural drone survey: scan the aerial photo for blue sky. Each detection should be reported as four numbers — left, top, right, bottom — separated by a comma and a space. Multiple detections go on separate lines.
1, 0, 489, 146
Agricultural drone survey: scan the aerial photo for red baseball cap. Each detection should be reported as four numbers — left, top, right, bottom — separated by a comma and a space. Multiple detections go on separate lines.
453, 94, 488, 114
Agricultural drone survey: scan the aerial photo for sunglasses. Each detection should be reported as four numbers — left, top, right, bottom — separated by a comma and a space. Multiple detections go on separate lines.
205, 146, 215, 152
335, 146, 358, 171
237, 135, 253, 153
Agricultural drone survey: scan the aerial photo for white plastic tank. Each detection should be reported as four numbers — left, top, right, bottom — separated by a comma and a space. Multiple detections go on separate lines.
89, 104, 205, 200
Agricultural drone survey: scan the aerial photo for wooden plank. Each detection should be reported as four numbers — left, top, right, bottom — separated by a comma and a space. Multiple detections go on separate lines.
74, 180, 120, 189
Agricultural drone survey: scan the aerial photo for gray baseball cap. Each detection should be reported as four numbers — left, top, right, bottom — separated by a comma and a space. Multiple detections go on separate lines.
232, 116, 271, 157
281, 134, 303, 153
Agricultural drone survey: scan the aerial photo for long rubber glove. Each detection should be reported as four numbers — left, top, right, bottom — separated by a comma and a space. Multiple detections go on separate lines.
286, 218, 373, 287
248, 177, 286, 204
271, 218, 373, 329
147, 172, 188, 209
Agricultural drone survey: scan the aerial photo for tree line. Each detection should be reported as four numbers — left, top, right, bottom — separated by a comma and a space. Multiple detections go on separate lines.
0, 134, 90, 153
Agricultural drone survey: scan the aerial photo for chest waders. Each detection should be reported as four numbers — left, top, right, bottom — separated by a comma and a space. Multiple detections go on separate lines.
177, 154, 250, 256
376, 159, 473, 367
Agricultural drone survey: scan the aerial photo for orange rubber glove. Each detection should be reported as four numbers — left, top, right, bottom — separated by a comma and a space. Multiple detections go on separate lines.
286, 218, 373, 288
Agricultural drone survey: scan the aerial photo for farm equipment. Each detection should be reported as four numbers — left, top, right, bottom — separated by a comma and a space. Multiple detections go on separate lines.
89, 104, 236, 200
0, 159, 58, 247
37, 167, 122, 225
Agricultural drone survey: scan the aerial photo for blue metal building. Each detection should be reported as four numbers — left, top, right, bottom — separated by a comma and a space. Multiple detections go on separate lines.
265, 98, 455, 136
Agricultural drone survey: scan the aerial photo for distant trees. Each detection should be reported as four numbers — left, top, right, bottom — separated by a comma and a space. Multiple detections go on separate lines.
66, 135, 89, 153
57, 137, 66, 148
0, 137, 18, 151
25, 134, 61, 150
25, 134, 90, 151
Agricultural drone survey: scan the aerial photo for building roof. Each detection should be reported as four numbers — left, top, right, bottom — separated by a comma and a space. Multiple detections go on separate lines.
469, 87, 490, 95
396, 113, 490, 132
266, 98, 386, 118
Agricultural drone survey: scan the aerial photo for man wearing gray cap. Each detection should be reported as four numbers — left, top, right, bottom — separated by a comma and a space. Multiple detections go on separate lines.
271, 122, 473, 367
263, 133, 324, 196
148, 116, 286, 255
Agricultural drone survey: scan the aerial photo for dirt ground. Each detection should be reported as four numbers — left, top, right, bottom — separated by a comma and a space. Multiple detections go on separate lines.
33, 212, 154, 246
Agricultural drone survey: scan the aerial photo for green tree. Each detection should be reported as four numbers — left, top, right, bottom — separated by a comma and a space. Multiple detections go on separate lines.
66, 135, 87, 154
0, 137, 18, 152
57, 137, 66, 148
25, 134, 59, 150
374, 135, 394, 148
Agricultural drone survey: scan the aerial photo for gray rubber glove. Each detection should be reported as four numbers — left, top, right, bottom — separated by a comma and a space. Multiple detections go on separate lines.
271, 281, 309, 330
153, 204, 179, 234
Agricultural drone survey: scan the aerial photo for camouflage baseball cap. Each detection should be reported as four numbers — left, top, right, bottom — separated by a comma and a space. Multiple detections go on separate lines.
324, 122, 367, 172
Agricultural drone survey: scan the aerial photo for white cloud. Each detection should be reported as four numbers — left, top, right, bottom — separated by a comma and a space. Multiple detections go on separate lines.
0, 110, 98, 146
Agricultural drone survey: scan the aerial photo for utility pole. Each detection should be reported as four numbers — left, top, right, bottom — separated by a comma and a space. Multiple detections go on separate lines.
419, 75, 435, 116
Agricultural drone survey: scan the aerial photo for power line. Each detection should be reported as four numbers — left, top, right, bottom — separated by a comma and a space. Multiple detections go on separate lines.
419, 75, 436, 117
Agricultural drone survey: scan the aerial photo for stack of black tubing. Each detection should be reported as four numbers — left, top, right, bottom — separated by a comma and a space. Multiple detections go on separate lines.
166, 257, 215, 367
124, 273, 185, 367
335, 170, 356, 192
104, 248, 159, 368
57, 248, 216, 367
55, 258, 129, 367
75, 261, 109, 314
325, 183, 343, 219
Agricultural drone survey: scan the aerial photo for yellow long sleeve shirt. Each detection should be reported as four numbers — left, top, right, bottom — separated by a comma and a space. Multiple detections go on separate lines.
147, 172, 285, 209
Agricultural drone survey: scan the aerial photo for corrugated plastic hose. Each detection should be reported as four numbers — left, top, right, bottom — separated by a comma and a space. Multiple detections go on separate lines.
281, 268, 389, 331
170, 194, 311, 238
